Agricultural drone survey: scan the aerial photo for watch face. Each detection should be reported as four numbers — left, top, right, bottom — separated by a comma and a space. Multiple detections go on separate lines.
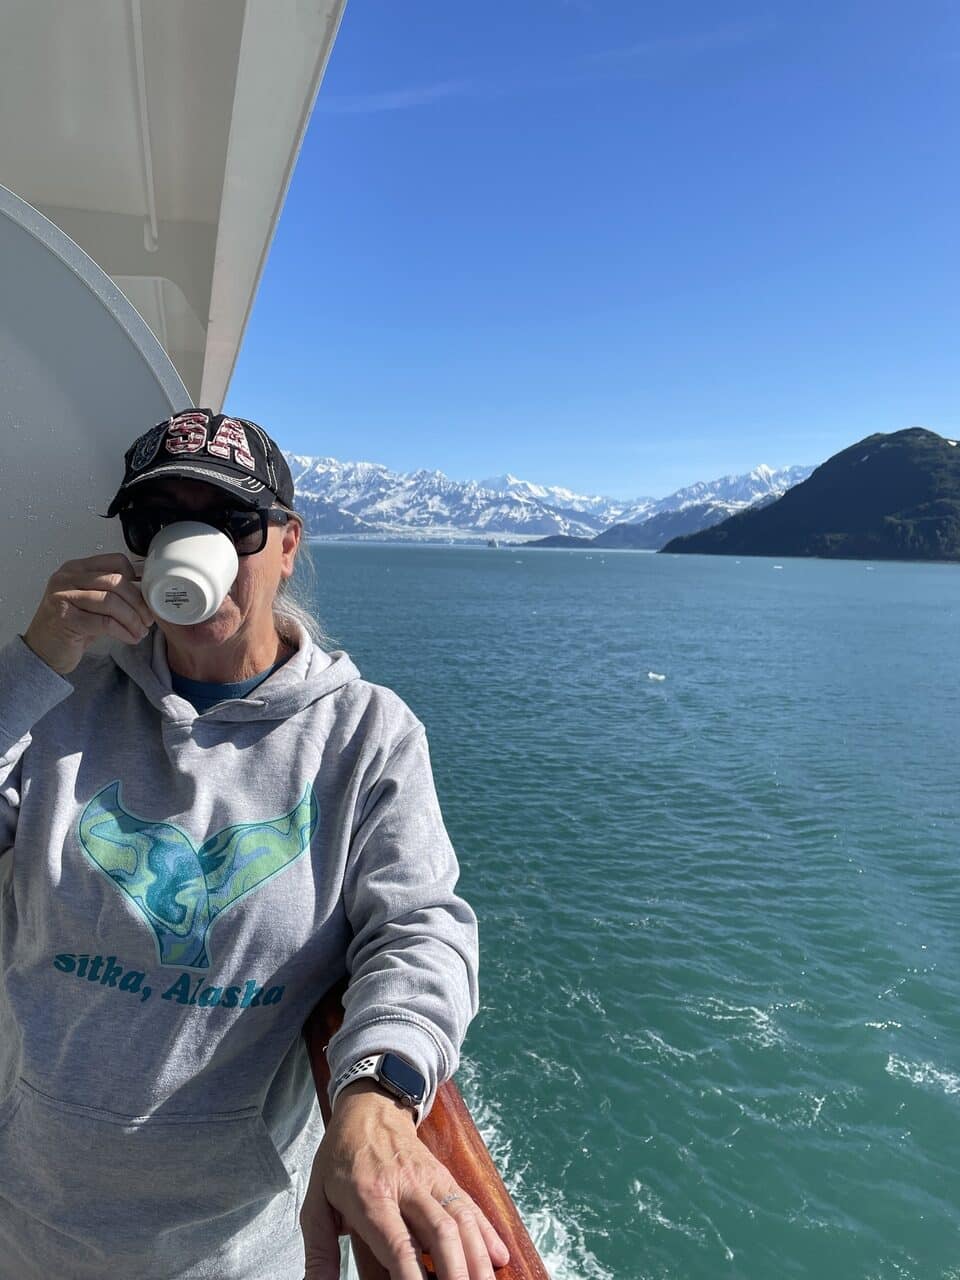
380, 1052, 427, 1103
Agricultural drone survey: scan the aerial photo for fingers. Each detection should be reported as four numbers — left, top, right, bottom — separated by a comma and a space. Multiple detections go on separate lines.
404, 1187, 496, 1280
24, 556, 155, 673
62, 552, 141, 571
452, 1199, 510, 1271
58, 587, 152, 645
67, 571, 154, 629
313, 1099, 509, 1280
57, 558, 149, 613
335, 1187, 506, 1280
327, 1191, 507, 1280
347, 1199, 428, 1280
300, 1184, 343, 1280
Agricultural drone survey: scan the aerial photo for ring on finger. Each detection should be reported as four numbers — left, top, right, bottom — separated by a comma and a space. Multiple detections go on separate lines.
438, 1192, 462, 1208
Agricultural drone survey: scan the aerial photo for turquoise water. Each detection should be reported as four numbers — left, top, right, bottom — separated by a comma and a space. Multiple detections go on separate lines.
305, 544, 960, 1280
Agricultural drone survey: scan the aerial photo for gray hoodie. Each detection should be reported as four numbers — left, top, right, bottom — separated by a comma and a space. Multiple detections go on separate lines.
0, 627, 478, 1279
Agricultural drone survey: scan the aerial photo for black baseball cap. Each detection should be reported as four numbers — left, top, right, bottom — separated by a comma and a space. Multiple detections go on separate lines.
106, 409, 295, 516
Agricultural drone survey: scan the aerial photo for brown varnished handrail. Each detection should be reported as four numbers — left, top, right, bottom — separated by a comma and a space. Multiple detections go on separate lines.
303, 979, 550, 1280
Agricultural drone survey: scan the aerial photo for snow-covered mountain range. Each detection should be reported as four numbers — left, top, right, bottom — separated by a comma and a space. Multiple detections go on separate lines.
284, 454, 814, 543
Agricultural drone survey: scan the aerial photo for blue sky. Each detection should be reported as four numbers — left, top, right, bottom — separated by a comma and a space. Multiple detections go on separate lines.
227, 0, 958, 499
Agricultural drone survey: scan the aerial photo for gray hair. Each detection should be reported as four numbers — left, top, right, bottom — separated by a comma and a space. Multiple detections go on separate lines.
271, 509, 331, 648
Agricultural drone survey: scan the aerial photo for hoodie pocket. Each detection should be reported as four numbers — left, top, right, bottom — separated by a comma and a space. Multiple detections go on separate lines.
0, 1078, 292, 1258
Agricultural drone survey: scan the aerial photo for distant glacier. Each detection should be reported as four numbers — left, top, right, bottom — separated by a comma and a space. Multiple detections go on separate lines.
284, 453, 813, 544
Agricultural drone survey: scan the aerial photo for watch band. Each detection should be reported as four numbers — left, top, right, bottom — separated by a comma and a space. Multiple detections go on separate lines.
331, 1053, 426, 1125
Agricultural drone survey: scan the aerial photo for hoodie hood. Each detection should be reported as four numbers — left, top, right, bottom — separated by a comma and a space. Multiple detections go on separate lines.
108, 622, 361, 723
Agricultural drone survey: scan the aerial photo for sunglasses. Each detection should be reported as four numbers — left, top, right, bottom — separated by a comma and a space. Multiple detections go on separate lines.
119, 503, 292, 558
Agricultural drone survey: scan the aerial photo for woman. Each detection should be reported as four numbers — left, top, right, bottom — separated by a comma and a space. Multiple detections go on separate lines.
0, 409, 509, 1279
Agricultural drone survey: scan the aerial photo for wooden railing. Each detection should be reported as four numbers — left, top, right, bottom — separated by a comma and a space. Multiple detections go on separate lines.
304, 980, 551, 1280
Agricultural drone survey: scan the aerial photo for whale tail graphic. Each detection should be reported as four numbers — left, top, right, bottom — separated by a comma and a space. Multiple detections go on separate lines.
79, 783, 318, 968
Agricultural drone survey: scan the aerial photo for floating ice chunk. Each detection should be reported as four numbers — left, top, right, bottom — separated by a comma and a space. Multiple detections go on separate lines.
648, 671, 666, 682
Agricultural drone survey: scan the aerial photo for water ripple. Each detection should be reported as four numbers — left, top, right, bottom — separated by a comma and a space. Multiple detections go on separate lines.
308, 546, 960, 1280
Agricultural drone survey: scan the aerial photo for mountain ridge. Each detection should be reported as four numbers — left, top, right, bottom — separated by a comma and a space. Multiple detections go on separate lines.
661, 428, 960, 560
286, 452, 811, 543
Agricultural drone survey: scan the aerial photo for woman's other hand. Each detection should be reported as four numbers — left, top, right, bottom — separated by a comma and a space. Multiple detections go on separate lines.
23, 553, 154, 675
301, 1081, 510, 1280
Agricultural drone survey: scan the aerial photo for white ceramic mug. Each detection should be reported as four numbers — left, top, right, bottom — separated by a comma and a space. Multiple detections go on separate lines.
140, 521, 239, 625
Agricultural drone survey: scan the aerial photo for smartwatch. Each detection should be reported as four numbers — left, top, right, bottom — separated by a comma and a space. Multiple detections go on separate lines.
331, 1052, 427, 1124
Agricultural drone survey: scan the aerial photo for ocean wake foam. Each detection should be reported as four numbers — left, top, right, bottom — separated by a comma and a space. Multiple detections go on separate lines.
886, 1055, 960, 1097
689, 995, 793, 1049
458, 1058, 614, 1280
631, 1178, 706, 1244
